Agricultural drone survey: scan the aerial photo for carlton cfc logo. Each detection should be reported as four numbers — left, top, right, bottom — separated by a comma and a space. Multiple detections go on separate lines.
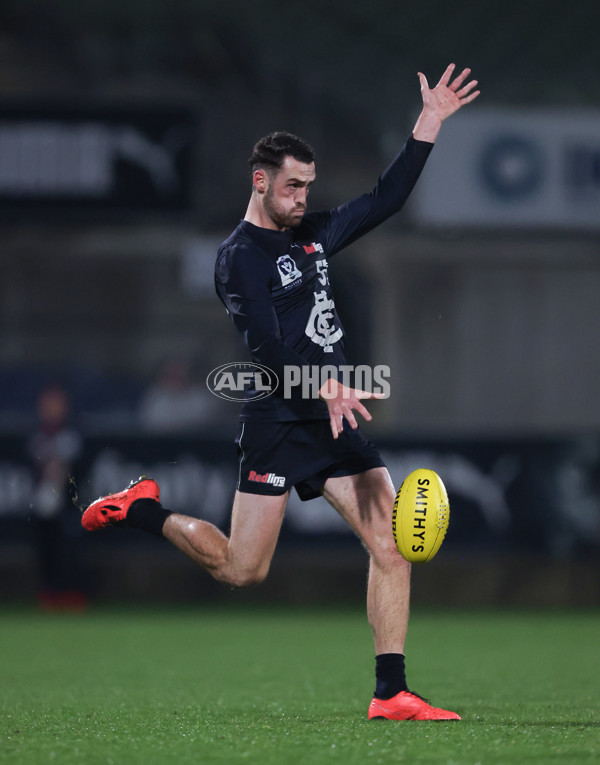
305, 290, 343, 352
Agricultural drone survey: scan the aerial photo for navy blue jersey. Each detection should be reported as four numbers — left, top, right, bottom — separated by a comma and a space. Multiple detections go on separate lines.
214, 135, 433, 422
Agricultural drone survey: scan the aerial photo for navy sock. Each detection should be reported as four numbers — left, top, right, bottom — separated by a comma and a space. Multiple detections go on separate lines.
126, 498, 172, 537
374, 653, 407, 699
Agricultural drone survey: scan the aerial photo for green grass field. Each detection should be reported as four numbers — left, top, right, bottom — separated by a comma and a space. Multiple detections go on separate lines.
0, 607, 598, 764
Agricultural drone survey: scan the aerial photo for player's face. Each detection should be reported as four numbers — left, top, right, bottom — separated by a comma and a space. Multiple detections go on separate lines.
263, 157, 316, 230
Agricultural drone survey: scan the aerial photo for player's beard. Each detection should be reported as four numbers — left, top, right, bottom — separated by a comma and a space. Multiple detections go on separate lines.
264, 186, 305, 229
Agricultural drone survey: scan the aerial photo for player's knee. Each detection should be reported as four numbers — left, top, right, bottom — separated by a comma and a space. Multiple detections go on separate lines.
228, 563, 270, 589
370, 533, 410, 572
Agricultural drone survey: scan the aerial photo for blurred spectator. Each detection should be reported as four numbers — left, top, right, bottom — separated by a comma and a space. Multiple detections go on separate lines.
138, 357, 215, 433
28, 384, 87, 610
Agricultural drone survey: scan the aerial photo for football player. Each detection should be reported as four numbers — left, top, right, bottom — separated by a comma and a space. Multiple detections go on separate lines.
82, 64, 479, 721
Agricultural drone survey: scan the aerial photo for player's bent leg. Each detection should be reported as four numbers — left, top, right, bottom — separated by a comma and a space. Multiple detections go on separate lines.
162, 490, 288, 588
322, 467, 410, 655
82, 478, 287, 589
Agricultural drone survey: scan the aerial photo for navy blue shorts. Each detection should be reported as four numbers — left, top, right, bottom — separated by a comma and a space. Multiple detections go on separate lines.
235, 419, 386, 501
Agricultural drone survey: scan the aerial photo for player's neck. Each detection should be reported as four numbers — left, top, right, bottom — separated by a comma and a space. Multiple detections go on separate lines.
244, 196, 288, 232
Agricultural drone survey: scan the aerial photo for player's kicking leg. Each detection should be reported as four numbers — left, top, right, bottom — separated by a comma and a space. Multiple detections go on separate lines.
161, 490, 287, 587
81, 478, 287, 588
322, 467, 461, 721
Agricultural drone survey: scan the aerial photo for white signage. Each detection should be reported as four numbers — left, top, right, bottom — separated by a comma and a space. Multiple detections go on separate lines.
413, 109, 600, 229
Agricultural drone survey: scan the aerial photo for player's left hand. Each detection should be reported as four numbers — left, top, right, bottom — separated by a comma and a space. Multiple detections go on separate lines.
418, 63, 480, 122
319, 378, 385, 440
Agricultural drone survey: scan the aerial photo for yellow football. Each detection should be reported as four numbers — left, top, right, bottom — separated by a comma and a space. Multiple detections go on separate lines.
392, 468, 450, 563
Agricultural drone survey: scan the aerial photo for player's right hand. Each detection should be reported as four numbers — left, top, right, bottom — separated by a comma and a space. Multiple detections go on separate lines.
318, 377, 385, 440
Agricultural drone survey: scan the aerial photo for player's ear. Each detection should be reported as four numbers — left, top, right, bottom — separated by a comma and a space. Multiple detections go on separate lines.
252, 168, 269, 193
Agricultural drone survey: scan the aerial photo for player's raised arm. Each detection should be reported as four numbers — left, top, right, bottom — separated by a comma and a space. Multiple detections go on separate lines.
321, 64, 479, 256
412, 63, 480, 144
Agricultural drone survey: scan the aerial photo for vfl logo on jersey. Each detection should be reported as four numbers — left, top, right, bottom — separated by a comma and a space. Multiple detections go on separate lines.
305, 290, 343, 353
303, 242, 324, 255
276, 254, 302, 287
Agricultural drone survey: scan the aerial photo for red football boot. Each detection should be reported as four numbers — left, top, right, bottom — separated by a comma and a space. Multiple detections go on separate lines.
81, 476, 160, 531
368, 691, 461, 721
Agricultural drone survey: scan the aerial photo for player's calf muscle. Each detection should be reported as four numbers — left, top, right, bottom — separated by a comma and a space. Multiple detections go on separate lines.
163, 514, 272, 588
163, 515, 228, 575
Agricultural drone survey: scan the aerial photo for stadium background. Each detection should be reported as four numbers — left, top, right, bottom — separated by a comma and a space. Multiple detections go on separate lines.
1, 0, 599, 608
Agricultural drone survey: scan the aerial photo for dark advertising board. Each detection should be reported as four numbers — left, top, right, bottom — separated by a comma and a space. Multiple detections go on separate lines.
0, 104, 196, 217
1, 433, 599, 559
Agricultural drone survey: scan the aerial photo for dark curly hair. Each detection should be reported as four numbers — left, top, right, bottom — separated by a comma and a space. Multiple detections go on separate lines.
248, 131, 315, 174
